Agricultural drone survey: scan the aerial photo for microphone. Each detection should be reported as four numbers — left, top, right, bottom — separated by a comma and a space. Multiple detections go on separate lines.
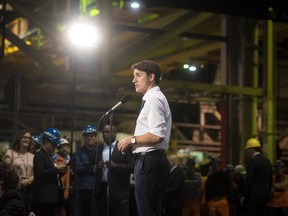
104, 95, 129, 116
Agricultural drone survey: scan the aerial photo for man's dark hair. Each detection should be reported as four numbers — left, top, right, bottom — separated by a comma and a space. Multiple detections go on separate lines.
131, 60, 162, 84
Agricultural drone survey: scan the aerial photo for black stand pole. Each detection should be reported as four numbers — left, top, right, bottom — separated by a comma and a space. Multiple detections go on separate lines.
106, 111, 113, 216
69, 53, 77, 216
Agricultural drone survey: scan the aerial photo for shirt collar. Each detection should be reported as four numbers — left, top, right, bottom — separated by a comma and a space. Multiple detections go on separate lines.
104, 140, 117, 148
142, 86, 160, 101
252, 152, 260, 158
170, 165, 178, 172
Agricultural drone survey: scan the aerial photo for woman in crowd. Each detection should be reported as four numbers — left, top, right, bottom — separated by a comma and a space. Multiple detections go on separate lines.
2, 130, 35, 211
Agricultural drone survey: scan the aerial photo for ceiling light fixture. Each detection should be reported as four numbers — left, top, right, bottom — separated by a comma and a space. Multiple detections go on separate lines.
67, 22, 102, 48
183, 63, 197, 72
130, 0, 141, 9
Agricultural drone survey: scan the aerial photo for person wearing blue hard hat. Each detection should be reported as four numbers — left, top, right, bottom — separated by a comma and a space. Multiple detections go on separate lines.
73, 124, 101, 216
31, 127, 68, 216
82, 124, 97, 135
28, 135, 42, 155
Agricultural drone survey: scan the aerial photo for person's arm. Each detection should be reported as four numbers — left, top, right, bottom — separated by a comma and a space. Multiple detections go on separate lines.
74, 149, 98, 175
118, 133, 163, 153
63, 166, 70, 200
134, 133, 163, 147
109, 147, 134, 174
74, 150, 89, 174
118, 97, 167, 152
243, 161, 254, 198
2, 149, 13, 164
33, 153, 62, 179
241, 161, 253, 205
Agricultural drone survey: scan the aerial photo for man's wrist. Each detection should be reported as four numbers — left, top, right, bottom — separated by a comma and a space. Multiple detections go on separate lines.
131, 136, 137, 144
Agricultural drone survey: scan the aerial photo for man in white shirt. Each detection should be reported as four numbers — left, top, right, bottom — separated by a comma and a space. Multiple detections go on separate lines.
118, 60, 172, 216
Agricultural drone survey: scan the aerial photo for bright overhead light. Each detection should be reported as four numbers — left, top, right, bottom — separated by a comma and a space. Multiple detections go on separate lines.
183, 63, 197, 72
183, 64, 189, 69
189, 66, 197, 72
130, 1, 140, 9
67, 22, 102, 48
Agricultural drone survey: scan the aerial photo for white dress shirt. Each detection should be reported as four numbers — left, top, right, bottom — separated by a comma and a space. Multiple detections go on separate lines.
102, 140, 116, 182
133, 86, 172, 153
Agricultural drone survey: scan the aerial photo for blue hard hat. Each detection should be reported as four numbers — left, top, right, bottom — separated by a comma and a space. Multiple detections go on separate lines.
42, 128, 61, 146
32, 135, 42, 145
82, 124, 97, 135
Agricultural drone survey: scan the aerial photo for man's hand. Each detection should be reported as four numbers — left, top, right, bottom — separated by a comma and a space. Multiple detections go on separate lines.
118, 136, 134, 153
57, 163, 67, 173
97, 160, 105, 169
105, 160, 117, 168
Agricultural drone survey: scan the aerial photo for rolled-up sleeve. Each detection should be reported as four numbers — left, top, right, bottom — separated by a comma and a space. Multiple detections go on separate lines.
147, 97, 167, 138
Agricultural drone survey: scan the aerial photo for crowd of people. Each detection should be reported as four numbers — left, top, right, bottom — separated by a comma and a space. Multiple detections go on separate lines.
1, 129, 287, 216
0, 60, 287, 216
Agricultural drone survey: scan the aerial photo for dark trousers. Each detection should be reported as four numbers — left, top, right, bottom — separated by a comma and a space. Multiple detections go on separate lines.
77, 190, 97, 216
32, 203, 58, 216
269, 207, 288, 216
245, 201, 268, 216
98, 182, 130, 216
164, 206, 182, 216
134, 151, 170, 216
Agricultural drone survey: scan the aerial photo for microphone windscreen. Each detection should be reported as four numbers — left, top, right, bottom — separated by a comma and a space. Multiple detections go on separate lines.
121, 95, 129, 104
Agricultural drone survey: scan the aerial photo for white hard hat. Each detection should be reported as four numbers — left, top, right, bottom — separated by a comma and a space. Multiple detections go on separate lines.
60, 138, 69, 146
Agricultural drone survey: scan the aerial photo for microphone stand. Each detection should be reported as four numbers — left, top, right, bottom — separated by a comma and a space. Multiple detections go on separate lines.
96, 96, 128, 216
106, 111, 113, 216
94, 111, 113, 216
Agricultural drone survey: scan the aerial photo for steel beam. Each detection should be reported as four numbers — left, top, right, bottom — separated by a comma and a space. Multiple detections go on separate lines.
113, 12, 214, 69
0, 0, 5, 58
5, 28, 64, 74
263, 20, 276, 162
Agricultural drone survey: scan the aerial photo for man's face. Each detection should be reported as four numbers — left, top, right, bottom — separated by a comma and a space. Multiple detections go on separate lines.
46, 141, 57, 156
245, 148, 254, 158
102, 126, 116, 145
29, 140, 39, 154
58, 144, 69, 157
132, 69, 154, 94
84, 133, 97, 147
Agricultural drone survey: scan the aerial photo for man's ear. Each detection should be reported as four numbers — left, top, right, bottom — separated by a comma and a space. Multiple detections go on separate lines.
149, 73, 155, 82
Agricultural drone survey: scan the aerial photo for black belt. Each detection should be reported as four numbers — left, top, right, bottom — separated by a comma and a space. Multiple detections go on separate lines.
133, 149, 165, 159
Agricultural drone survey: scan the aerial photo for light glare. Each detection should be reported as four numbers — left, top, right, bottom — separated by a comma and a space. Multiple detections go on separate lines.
67, 23, 102, 48
189, 66, 197, 72
131, 2, 140, 9
183, 64, 189, 69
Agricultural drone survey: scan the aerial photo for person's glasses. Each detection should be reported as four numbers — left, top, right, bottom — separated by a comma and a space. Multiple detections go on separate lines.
22, 136, 32, 140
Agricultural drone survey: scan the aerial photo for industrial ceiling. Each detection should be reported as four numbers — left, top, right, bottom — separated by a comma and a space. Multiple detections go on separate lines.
1, 0, 288, 147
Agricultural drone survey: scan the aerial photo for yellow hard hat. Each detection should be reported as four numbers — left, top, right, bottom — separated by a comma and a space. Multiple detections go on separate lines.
245, 138, 261, 149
